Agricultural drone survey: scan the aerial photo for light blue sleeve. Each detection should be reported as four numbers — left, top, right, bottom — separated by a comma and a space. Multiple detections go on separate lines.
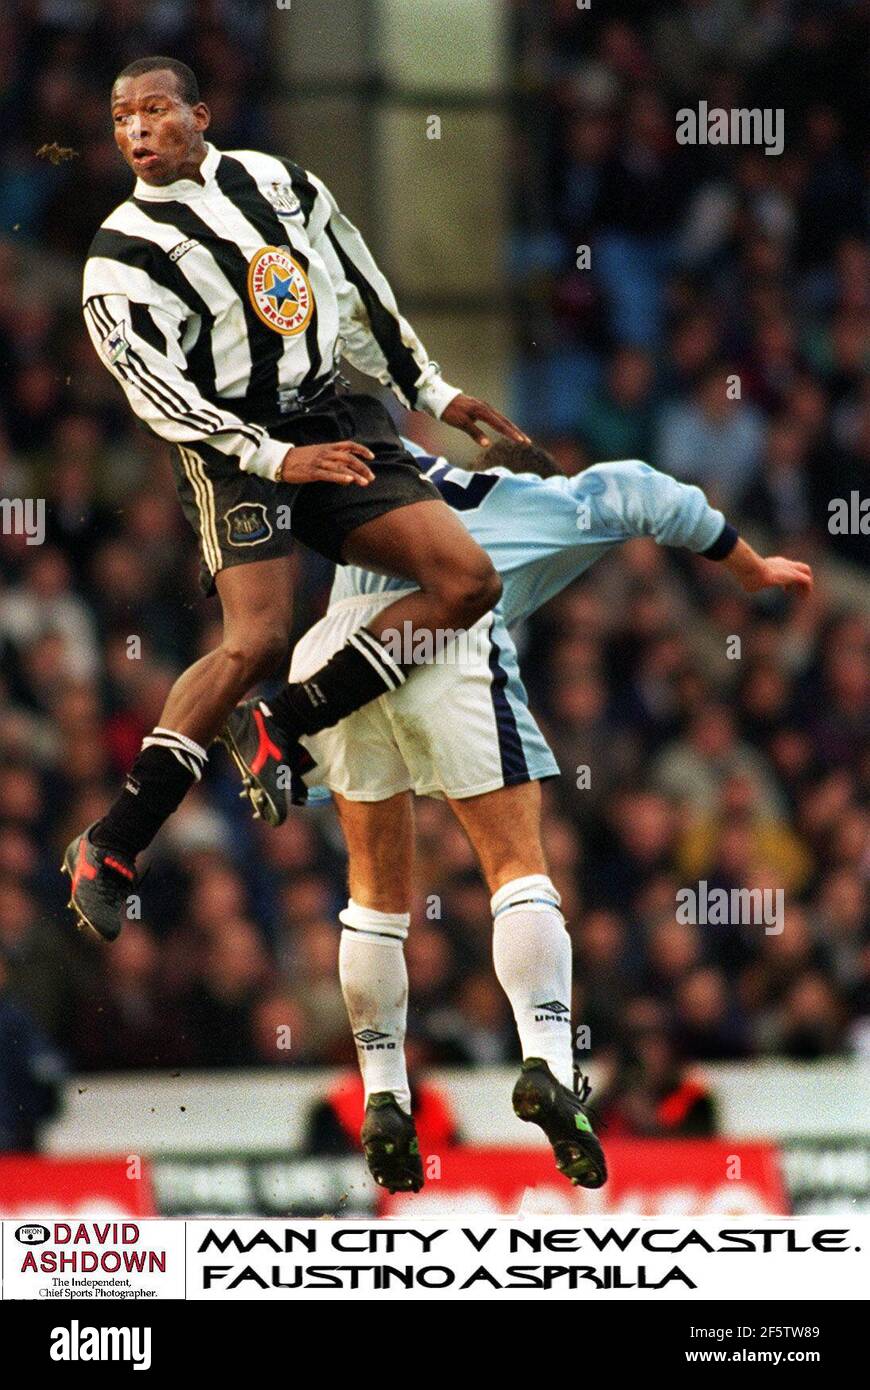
467, 459, 730, 625
573, 459, 728, 554
401, 436, 436, 460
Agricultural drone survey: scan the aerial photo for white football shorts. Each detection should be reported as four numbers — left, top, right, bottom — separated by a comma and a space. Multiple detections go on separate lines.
289, 591, 559, 802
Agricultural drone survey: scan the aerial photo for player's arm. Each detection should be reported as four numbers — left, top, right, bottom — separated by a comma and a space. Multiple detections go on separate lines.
306, 172, 528, 445
83, 257, 374, 487
579, 460, 812, 594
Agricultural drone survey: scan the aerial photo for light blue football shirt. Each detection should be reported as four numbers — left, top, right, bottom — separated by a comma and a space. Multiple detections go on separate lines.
329, 441, 731, 626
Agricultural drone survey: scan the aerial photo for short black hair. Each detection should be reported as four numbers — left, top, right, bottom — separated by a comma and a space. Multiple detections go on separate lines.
113, 57, 200, 106
471, 439, 563, 479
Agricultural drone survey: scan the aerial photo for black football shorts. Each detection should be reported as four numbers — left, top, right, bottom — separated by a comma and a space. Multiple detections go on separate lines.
170, 391, 441, 595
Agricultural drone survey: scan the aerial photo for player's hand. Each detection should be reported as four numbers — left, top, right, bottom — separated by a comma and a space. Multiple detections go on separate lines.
441, 393, 531, 448
722, 539, 814, 595
750, 556, 814, 594
279, 441, 375, 486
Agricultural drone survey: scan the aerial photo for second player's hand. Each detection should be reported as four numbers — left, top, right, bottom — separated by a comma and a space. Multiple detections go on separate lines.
279, 441, 375, 486
723, 539, 814, 594
751, 556, 815, 594
441, 393, 531, 448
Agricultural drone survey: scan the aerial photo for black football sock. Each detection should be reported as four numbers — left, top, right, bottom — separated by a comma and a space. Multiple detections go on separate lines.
91, 728, 208, 859
269, 627, 408, 738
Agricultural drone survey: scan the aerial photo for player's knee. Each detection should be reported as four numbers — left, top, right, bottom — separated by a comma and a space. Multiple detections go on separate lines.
442, 556, 502, 625
222, 627, 288, 683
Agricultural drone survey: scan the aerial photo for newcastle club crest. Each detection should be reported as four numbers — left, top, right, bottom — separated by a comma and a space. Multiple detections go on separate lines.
224, 502, 273, 547
247, 245, 314, 336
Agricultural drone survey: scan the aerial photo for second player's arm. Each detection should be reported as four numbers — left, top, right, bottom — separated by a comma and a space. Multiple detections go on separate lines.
580, 460, 813, 595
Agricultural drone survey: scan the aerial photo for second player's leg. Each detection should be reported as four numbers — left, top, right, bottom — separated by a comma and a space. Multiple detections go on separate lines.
333, 789, 414, 915
445, 780, 548, 896
332, 791, 422, 1192
447, 781, 575, 1087
447, 780, 607, 1187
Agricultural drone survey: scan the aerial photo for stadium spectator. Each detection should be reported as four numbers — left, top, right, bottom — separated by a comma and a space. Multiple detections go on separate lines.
596, 1002, 718, 1138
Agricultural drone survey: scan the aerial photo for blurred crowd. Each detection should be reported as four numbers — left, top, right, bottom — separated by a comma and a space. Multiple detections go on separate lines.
0, 2, 867, 1144
511, 0, 868, 562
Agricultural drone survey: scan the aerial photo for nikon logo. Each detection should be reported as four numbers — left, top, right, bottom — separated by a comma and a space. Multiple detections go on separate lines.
15, 1223, 49, 1244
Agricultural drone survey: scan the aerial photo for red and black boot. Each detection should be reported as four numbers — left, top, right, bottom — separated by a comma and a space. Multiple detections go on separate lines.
221, 698, 314, 826
61, 823, 138, 943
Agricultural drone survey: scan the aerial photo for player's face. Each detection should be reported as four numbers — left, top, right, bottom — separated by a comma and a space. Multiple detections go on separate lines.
111, 71, 209, 185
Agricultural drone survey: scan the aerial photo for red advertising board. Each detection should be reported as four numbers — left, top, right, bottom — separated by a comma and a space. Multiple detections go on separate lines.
0, 1157, 156, 1218
380, 1141, 788, 1216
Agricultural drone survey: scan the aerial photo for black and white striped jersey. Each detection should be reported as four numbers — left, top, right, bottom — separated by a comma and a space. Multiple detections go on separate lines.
82, 143, 460, 480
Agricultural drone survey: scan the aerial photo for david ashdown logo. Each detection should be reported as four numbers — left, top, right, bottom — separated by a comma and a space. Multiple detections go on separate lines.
50, 1320, 152, 1371
20, 1221, 168, 1275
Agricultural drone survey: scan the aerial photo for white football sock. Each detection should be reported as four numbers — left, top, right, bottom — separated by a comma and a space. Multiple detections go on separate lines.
338, 899, 411, 1114
491, 874, 574, 1089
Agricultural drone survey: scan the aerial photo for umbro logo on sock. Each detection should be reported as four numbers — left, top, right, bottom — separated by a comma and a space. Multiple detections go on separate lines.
534, 1000, 570, 1022
354, 1029, 395, 1050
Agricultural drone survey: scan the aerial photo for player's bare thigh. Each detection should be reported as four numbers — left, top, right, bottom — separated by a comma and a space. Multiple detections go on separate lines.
446, 780, 548, 895
332, 790, 415, 914
340, 498, 500, 628
216, 553, 295, 657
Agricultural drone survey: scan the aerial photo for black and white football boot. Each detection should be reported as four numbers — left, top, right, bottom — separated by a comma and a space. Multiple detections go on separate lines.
360, 1092, 424, 1194
512, 1057, 607, 1188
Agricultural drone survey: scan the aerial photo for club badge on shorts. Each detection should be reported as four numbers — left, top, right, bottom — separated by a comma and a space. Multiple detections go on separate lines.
247, 245, 313, 336
224, 502, 273, 547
